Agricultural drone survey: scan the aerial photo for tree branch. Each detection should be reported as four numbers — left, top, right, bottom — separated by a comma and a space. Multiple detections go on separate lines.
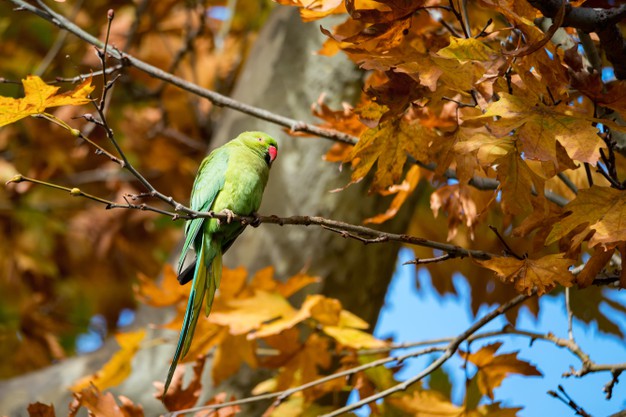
527, 0, 626, 79
11, 0, 358, 145
320, 291, 535, 417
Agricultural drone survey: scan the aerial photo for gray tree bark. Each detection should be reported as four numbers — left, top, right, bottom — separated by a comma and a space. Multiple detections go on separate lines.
0, 7, 416, 416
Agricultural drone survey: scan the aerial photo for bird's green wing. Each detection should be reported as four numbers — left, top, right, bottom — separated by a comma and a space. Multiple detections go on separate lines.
177, 147, 230, 274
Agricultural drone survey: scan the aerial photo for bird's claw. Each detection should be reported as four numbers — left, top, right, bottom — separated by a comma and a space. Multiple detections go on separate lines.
217, 209, 235, 225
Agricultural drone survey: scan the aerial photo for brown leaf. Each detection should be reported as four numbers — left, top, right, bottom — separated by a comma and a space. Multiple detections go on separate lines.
460, 342, 542, 399
470, 93, 603, 170
576, 247, 614, 288
547, 186, 626, 251
27, 402, 56, 417
157, 355, 207, 411
430, 184, 494, 240
478, 254, 574, 295
74, 385, 140, 417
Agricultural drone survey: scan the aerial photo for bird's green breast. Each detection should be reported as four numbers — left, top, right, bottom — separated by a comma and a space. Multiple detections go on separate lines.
211, 145, 269, 216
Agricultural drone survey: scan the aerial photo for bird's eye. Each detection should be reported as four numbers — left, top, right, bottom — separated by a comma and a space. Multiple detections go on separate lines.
257, 137, 263, 142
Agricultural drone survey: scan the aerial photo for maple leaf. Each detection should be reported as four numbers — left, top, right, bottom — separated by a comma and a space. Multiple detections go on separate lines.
493, 143, 546, 215
72, 385, 144, 417
471, 93, 604, 169
0, 75, 94, 127
547, 186, 626, 251
460, 342, 542, 400
70, 329, 146, 392
351, 118, 432, 191
478, 254, 575, 295
156, 355, 207, 411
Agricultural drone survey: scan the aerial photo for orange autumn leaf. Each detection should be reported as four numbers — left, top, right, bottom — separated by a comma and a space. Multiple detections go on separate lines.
134, 265, 187, 307
70, 329, 146, 392
494, 144, 546, 215
156, 355, 207, 411
547, 186, 626, 250
212, 333, 258, 386
365, 165, 421, 224
351, 118, 432, 191
0, 75, 94, 127
478, 254, 575, 295
460, 342, 542, 399
73, 385, 144, 417
470, 93, 603, 169
276, 272, 321, 298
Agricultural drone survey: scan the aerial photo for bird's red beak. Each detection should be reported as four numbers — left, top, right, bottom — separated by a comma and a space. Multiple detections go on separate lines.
268, 145, 277, 164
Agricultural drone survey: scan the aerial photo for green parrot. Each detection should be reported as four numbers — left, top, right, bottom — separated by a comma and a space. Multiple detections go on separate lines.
164, 131, 278, 395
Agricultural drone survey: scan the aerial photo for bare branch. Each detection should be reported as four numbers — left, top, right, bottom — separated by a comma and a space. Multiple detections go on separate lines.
320, 291, 535, 417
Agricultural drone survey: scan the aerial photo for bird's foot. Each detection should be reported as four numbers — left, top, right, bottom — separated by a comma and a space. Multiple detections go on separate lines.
250, 211, 262, 228
217, 209, 235, 225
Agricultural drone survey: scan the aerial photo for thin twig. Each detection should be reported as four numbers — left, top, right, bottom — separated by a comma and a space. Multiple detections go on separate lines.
547, 385, 593, 417
10, 0, 359, 145
489, 225, 524, 260
319, 291, 535, 417
403, 254, 452, 265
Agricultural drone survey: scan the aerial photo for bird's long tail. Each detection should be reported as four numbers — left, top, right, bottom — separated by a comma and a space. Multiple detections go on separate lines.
163, 235, 222, 396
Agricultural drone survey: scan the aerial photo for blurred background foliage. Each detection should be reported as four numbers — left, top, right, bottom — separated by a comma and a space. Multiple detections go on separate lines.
0, 0, 274, 378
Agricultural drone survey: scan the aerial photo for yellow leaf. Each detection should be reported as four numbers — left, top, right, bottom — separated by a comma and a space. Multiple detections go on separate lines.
322, 326, 387, 349
0, 75, 94, 127
478, 254, 575, 295
459, 342, 542, 399
389, 389, 462, 417
337, 310, 369, 330
547, 186, 626, 250
70, 329, 146, 392
210, 290, 297, 335
437, 37, 497, 61
212, 333, 257, 386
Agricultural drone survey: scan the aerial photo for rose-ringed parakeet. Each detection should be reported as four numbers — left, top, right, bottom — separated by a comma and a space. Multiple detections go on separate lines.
164, 131, 278, 395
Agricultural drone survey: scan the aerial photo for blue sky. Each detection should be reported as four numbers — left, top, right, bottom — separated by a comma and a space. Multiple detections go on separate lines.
352, 247, 626, 416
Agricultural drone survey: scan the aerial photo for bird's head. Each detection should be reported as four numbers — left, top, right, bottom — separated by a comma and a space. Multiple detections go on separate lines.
238, 131, 278, 166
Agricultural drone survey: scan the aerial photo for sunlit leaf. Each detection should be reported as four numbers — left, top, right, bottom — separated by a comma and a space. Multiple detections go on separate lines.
0, 75, 93, 127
